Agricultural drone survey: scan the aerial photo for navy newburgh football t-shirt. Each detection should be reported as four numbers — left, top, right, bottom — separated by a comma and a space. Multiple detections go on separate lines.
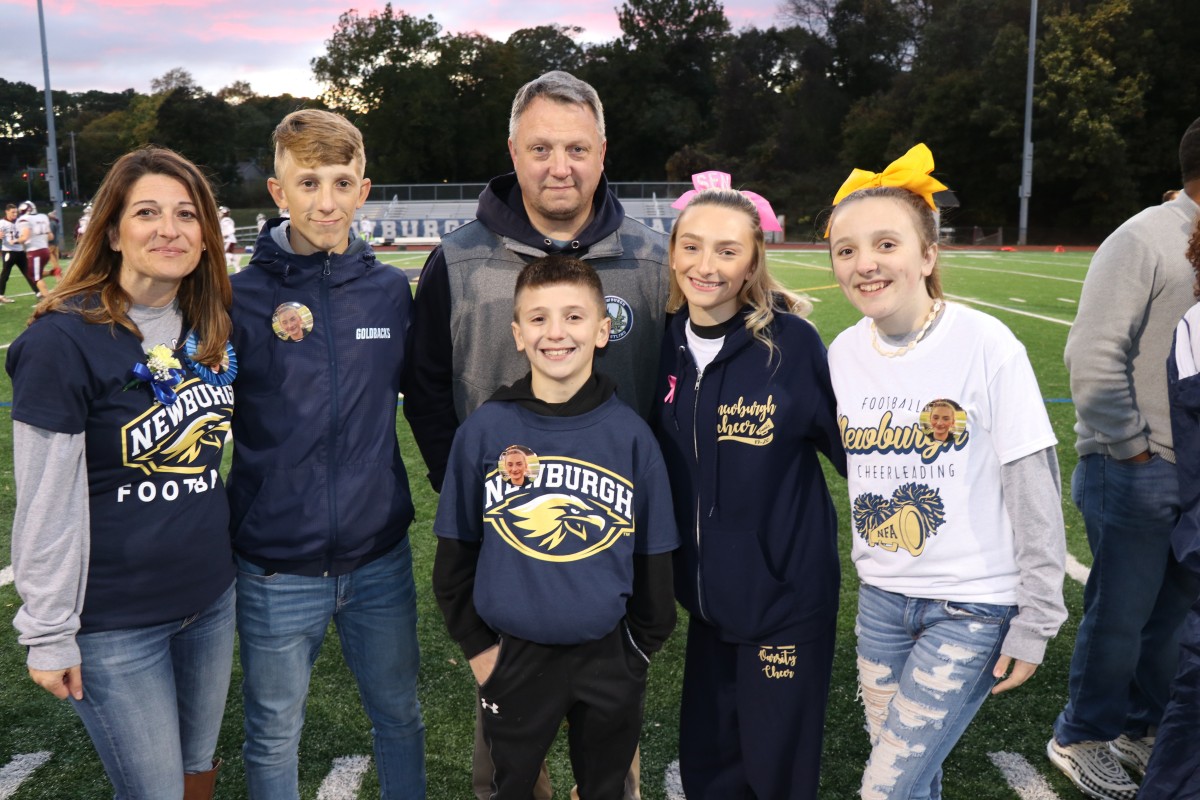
7, 310, 235, 633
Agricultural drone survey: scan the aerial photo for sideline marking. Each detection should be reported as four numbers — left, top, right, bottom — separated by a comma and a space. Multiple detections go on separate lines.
0, 752, 52, 800
948, 264, 1084, 284
1066, 553, 1090, 586
946, 295, 1073, 327
664, 759, 686, 800
988, 751, 1063, 800
0, 565, 12, 587
316, 755, 372, 800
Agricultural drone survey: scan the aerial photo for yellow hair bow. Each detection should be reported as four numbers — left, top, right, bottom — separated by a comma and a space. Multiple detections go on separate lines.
830, 143, 949, 220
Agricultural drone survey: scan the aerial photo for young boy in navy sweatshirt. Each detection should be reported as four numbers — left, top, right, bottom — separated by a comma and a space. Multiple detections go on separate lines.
433, 254, 678, 799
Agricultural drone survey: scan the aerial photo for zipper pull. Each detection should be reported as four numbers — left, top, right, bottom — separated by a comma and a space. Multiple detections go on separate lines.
323, 255, 332, 276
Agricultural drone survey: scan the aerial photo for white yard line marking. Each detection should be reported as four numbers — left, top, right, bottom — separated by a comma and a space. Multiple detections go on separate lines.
664, 759, 686, 800
773, 262, 832, 273
946, 295, 1073, 327
0, 565, 13, 587
316, 755, 372, 800
1066, 553, 1091, 586
1057, 298, 1076, 304
0, 752, 52, 800
988, 751, 1064, 800
1009, 297, 1027, 303
947, 264, 1084, 284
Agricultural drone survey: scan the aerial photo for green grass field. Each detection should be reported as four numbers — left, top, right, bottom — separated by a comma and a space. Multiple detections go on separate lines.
0, 247, 1100, 798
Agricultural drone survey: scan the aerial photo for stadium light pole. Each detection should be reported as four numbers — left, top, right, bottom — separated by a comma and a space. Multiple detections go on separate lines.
36, 0, 65, 213
1018, 0, 1038, 246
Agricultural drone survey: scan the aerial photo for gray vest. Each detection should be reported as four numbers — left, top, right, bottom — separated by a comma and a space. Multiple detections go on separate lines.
441, 217, 669, 422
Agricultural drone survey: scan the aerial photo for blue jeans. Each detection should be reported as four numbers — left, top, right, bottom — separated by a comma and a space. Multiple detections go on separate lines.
1054, 454, 1197, 744
72, 581, 235, 799
236, 538, 425, 799
856, 583, 1014, 800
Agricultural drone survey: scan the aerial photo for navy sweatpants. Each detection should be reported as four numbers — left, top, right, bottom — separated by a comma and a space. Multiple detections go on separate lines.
1139, 592, 1200, 799
679, 616, 836, 799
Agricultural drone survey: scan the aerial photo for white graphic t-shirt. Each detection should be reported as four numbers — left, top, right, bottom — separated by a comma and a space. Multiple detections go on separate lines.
828, 303, 1057, 604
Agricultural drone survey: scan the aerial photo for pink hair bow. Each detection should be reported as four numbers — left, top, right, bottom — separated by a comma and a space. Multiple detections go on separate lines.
671, 171, 783, 233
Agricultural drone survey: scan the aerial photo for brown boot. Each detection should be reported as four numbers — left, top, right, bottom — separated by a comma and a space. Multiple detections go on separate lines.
183, 758, 220, 800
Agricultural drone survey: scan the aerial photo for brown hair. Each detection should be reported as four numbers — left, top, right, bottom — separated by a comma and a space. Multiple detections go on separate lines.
1189, 215, 1200, 298
827, 186, 943, 299
33, 147, 232, 367
513, 254, 606, 320
273, 109, 366, 175
667, 189, 812, 361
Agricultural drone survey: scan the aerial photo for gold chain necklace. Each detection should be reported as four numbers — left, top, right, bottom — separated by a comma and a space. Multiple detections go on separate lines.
870, 300, 944, 358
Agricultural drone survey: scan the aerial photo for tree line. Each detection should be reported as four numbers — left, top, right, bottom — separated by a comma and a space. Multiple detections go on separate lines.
2, 0, 1197, 240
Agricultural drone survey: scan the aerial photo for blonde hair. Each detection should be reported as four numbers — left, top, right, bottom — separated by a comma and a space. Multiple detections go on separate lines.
827, 186, 943, 299
33, 147, 232, 367
273, 109, 366, 175
668, 189, 811, 361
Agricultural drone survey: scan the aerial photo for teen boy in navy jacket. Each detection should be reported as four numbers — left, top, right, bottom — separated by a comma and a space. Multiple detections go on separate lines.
227, 110, 425, 799
433, 255, 677, 799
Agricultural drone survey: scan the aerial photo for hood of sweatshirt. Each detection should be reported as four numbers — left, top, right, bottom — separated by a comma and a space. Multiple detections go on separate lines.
246, 217, 376, 289
474, 172, 626, 252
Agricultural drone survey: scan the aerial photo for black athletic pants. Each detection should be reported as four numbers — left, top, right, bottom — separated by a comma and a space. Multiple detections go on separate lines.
1, 251, 36, 295
478, 623, 648, 800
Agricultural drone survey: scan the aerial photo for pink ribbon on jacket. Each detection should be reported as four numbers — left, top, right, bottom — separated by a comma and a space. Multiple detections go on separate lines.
672, 171, 783, 232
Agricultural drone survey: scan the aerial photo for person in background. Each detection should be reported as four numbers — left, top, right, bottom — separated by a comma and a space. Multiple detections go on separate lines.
1, 202, 38, 303
1048, 117, 1200, 800
1140, 212, 1200, 799
15, 200, 52, 296
46, 208, 63, 277
220, 206, 239, 272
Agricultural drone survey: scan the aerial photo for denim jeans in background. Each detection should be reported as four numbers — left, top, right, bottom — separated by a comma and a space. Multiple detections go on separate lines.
72, 581, 235, 799
855, 583, 1014, 800
1054, 454, 1198, 745
236, 537, 426, 800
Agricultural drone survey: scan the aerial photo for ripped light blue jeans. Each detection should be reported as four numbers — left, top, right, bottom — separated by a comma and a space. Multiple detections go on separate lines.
855, 582, 1014, 800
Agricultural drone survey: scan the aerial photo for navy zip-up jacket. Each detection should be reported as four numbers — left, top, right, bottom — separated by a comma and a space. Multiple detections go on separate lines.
1168, 318, 1200, 576
654, 304, 846, 643
227, 218, 415, 576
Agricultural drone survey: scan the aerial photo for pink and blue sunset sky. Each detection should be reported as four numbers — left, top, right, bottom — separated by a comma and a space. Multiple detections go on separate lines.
3, 0, 786, 98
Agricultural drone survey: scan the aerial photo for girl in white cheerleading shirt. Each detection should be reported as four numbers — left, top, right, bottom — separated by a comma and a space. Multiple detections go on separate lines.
825, 144, 1067, 800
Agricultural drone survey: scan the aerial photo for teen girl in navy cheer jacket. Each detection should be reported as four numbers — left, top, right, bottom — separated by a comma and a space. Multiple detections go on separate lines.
654, 176, 845, 799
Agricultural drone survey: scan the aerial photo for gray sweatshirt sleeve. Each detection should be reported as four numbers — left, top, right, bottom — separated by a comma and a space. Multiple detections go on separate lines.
11, 421, 90, 671
998, 445, 1068, 664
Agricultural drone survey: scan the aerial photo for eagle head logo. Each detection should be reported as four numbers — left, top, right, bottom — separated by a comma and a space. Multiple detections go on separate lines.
509, 493, 606, 551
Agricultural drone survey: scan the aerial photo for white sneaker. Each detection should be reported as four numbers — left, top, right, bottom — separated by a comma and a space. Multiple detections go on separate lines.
1046, 737, 1139, 800
1107, 733, 1153, 777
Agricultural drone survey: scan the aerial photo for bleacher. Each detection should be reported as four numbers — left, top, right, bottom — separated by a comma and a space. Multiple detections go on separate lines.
236, 183, 788, 251
353, 183, 690, 248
